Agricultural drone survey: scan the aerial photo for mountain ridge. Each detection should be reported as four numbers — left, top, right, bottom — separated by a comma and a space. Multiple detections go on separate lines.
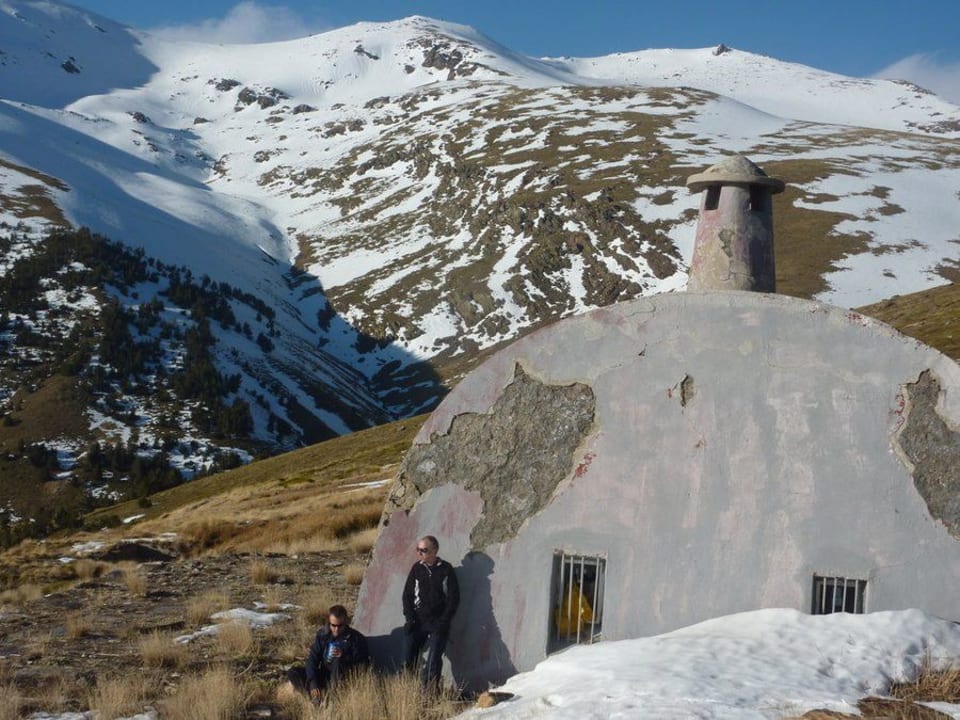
0, 0, 958, 528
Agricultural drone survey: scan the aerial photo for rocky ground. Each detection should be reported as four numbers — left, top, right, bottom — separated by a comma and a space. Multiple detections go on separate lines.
0, 537, 366, 718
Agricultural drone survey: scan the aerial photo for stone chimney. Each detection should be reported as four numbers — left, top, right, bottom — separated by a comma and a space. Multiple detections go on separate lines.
686, 155, 785, 293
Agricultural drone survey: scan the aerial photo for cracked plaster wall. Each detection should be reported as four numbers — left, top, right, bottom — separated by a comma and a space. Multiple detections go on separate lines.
383, 365, 595, 549
356, 292, 960, 689
895, 370, 960, 537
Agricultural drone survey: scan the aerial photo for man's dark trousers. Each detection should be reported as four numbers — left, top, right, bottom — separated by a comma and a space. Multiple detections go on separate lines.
287, 658, 343, 695
404, 623, 449, 691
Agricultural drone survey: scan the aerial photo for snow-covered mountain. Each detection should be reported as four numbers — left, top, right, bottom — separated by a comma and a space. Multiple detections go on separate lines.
0, 1, 958, 505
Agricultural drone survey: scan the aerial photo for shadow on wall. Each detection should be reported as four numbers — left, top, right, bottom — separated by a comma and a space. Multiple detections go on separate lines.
363, 551, 516, 693
448, 551, 516, 693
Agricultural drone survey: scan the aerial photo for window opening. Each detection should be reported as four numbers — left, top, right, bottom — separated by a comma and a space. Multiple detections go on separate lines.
749, 186, 767, 212
548, 551, 605, 653
812, 575, 866, 614
704, 186, 720, 211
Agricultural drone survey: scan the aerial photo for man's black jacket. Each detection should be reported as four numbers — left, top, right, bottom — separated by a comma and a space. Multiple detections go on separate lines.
402, 558, 460, 629
305, 625, 369, 690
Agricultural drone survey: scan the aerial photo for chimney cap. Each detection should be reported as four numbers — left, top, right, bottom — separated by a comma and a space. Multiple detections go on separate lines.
686, 154, 785, 194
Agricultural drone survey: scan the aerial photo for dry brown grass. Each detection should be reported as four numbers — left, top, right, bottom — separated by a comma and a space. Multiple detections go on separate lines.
348, 526, 379, 554
177, 520, 247, 556
889, 656, 960, 703
65, 611, 90, 639
299, 588, 339, 627
186, 589, 231, 627
84, 414, 425, 533
0, 582, 43, 607
162, 486, 387, 557
342, 563, 366, 586
0, 681, 23, 720
139, 630, 188, 668
162, 666, 255, 720
250, 558, 279, 585
860, 282, 960, 362
73, 558, 110, 582
24, 629, 52, 662
271, 615, 315, 664
121, 564, 147, 597
259, 585, 288, 612
280, 668, 464, 720
86, 674, 149, 720
216, 620, 256, 657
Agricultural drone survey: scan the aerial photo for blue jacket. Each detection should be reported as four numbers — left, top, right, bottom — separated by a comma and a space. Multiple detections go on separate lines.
305, 624, 369, 690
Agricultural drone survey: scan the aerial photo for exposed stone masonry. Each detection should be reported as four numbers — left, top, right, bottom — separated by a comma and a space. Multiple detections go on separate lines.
896, 370, 960, 539
385, 365, 595, 548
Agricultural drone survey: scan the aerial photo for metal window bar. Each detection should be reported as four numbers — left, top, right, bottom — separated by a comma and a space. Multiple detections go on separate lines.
552, 552, 606, 651
813, 576, 866, 615
576, 555, 585, 645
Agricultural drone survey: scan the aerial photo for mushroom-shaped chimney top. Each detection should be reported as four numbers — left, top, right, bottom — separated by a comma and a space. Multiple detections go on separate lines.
686, 154, 785, 194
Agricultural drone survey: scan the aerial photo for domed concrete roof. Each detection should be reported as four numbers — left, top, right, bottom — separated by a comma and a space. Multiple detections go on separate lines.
687, 154, 785, 193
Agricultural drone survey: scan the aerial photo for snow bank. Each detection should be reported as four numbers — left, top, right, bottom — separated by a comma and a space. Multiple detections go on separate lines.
461, 608, 960, 720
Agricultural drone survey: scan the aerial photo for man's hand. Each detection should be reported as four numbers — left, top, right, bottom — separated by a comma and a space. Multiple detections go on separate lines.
404, 620, 417, 635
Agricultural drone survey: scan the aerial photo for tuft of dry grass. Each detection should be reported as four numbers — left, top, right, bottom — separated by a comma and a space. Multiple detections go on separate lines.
0, 583, 43, 607
177, 519, 247, 556
259, 585, 287, 612
342, 563, 366, 586
351, 669, 463, 720
0, 681, 23, 720
889, 655, 960, 703
35, 676, 72, 713
250, 558, 279, 585
162, 666, 255, 720
216, 620, 256, 658
86, 675, 149, 720
280, 668, 463, 720
186, 589, 231, 627
65, 611, 90, 639
122, 565, 148, 597
24, 629, 52, 662
299, 588, 338, 627
271, 618, 313, 665
348, 527, 379, 554
73, 558, 109, 582
139, 630, 188, 668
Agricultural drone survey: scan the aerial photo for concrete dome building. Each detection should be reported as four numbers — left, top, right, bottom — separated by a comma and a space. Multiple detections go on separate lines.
354, 156, 960, 691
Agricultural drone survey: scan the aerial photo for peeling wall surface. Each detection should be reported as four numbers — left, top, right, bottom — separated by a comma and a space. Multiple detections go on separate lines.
354, 291, 960, 691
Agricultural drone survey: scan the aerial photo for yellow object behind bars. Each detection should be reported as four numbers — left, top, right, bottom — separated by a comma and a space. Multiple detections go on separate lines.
555, 583, 594, 636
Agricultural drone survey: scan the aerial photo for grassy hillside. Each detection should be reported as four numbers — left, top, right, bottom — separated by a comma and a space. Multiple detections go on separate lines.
85, 414, 426, 528
859, 282, 960, 361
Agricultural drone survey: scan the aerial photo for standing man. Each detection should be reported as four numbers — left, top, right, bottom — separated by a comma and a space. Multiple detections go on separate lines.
287, 604, 369, 703
402, 534, 460, 691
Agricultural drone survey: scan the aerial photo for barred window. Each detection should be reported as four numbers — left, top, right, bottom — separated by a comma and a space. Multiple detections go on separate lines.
548, 551, 606, 653
813, 575, 866, 615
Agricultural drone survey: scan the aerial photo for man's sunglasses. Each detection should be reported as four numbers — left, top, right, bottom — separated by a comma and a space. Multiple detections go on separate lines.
416, 547, 432, 554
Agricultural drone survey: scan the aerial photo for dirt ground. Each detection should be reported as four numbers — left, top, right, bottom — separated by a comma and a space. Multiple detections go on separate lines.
0, 538, 366, 718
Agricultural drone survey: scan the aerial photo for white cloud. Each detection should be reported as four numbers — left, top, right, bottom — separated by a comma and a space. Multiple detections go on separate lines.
874, 53, 960, 104
150, 2, 328, 44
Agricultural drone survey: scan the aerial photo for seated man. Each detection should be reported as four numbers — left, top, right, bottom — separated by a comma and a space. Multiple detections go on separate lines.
287, 604, 369, 702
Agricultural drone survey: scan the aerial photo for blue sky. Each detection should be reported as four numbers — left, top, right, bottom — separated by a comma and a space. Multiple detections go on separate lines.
70, 0, 960, 100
